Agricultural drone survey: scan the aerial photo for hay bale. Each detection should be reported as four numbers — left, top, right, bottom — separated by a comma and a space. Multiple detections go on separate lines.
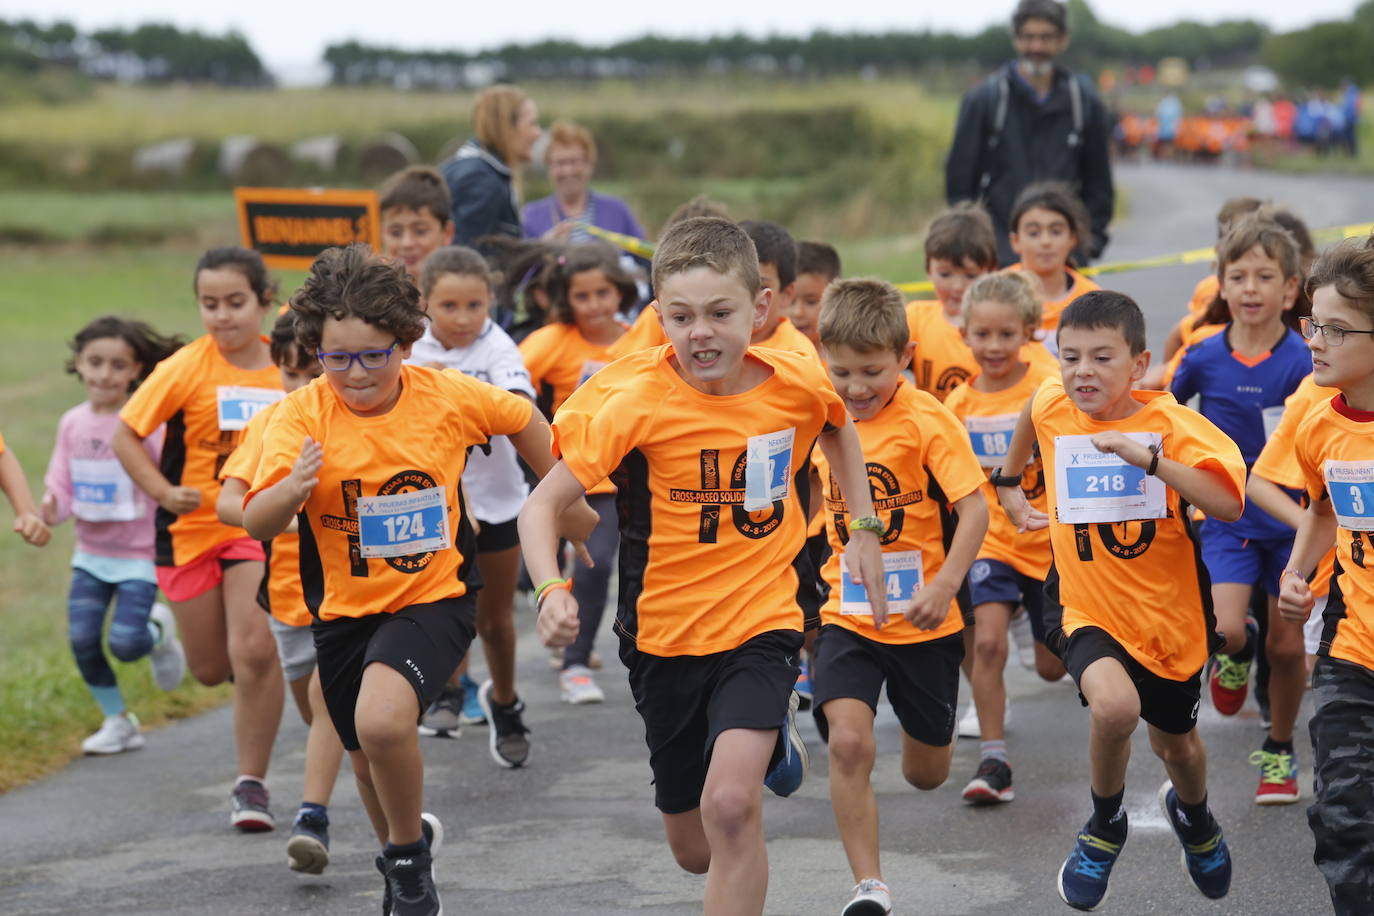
132, 138, 197, 178
355, 132, 420, 180
219, 136, 291, 184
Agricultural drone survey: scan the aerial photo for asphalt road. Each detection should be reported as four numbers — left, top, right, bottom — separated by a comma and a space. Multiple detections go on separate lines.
4, 162, 1373, 916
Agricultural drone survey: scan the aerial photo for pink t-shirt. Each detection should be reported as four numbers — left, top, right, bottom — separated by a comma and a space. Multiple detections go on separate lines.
44, 402, 162, 560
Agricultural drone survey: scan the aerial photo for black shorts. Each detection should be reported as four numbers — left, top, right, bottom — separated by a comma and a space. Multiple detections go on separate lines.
312, 596, 476, 750
794, 532, 831, 631
811, 624, 963, 747
1061, 626, 1202, 735
475, 516, 519, 553
619, 628, 803, 814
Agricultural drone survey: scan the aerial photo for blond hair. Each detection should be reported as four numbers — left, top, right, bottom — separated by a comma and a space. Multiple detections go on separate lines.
818, 279, 909, 357
963, 271, 1043, 328
545, 120, 597, 166
472, 85, 531, 166
652, 217, 759, 296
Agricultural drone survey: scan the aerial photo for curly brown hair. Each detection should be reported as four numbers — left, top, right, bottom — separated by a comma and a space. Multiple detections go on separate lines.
289, 244, 426, 351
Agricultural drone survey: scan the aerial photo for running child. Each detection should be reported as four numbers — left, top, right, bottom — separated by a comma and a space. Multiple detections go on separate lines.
409, 245, 535, 766
1277, 235, 1374, 915
942, 272, 1065, 806
811, 278, 989, 915
244, 244, 596, 916
216, 311, 344, 875
783, 240, 842, 347
520, 216, 888, 916
520, 241, 637, 703
39, 317, 186, 755
114, 247, 286, 832
379, 165, 455, 282
998, 290, 1242, 910
1170, 214, 1312, 804
1007, 182, 1101, 335
1, 433, 50, 546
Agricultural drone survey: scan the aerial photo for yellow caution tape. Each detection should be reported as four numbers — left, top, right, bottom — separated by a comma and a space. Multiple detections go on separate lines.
588, 221, 1374, 296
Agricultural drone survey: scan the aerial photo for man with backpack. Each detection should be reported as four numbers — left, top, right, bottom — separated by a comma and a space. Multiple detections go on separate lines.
945, 0, 1114, 266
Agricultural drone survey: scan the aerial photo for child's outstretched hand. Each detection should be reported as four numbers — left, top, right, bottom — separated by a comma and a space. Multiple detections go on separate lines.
537, 588, 581, 647
159, 485, 202, 516
14, 511, 50, 546
1090, 431, 1153, 469
846, 528, 889, 627
287, 437, 323, 503
997, 484, 1048, 532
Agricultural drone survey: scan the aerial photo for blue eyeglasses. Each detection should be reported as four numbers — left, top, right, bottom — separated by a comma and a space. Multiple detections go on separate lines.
317, 339, 401, 372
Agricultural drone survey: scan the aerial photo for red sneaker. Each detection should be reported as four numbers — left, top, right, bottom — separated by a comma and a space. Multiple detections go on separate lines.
1208, 652, 1252, 715
1250, 749, 1300, 805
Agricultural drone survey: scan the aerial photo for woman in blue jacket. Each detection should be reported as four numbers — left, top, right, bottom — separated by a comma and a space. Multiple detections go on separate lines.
441, 85, 542, 254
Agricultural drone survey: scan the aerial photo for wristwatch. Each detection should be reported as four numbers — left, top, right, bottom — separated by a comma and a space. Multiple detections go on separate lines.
989, 467, 1022, 488
848, 515, 884, 534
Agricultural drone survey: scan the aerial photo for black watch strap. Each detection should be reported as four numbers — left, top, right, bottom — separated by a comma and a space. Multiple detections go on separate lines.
989, 467, 1022, 488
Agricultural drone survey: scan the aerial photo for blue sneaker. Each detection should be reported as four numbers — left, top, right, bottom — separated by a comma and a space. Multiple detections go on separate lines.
1158, 781, 1232, 900
764, 691, 808, 797
459, 672, 487, 726
286, 808, 330, 874
794, 658, 813, 712
1056, 821, 1125, 911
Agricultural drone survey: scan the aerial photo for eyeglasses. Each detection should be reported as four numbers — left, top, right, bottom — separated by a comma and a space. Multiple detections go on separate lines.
317, 339, 400, 371
1299, 317, 1374, 347
1015, 29, 1062, 45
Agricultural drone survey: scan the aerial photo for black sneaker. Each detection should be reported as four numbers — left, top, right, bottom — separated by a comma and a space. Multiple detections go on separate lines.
375, 856, 391, 916
286, 809, 330, 874
384, 849, 440, 916
961, 757, 1015, 804
417, 684, 463, 738
477, 679, 531, 768
230, 779, 274, 832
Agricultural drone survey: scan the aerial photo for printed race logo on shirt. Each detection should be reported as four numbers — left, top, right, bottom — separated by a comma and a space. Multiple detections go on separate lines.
744, 428, 795, 512
1053, 433, 1166, 524
1326, 460, 1374, 532
839, 550, 923, 617
216, 386, 284, 432
965, 413, 1018, 468
323, 470, 451, 574
69, 457, 140, 522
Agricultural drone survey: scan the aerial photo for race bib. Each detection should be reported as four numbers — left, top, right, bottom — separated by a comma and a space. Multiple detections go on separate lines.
216, 386, 284, 432
744, 427, 795, 512
1325, 460, 1374, 532
1261, 405, 1285, 442
69, 457, 140, 522
965, 413, 1018, 468
356, 486, 451, 558
576, 360, 607, 389
1053, 433, 1167, 524
840, 550, 923, 617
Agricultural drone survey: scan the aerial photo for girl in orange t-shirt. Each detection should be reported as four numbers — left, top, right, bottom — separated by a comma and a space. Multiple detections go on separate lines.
114, 247, 285, 833
519, 242, 635, 702
1007, 182, 1101, 335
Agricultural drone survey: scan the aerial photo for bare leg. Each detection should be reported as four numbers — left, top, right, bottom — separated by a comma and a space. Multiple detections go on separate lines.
1148, 726, 1209, 805
1078, 657, 1141, 797
287, 674, 312, 724
302, 668, 344, 807
822, 698, 880, 883
899, 729, 952, 791
354, 662, 424, 846
971, 602, 1013, 742
223, 561, 283, 779
662, 808, 711, 875
350, 750, 389, 847
475, 545, 521, 704
1212, 582, 1253, 656
700, 728, 775, 916
169, 586, 230, 685
1265, 594, 1307, 744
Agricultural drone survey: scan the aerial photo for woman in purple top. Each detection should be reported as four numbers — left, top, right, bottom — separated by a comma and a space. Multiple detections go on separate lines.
522, 120, 646, 245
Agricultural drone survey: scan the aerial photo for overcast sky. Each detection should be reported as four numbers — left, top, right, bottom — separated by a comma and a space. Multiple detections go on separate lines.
8, 0, 1361, 82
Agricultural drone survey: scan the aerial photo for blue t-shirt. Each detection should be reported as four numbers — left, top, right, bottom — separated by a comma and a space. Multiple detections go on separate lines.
1171, 325, 1311, 540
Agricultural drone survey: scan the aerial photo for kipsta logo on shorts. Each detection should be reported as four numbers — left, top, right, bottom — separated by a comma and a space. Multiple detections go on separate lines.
406, 658, 424, 685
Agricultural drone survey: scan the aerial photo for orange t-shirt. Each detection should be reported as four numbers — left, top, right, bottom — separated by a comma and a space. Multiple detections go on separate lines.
1252, 375, 1340, 597
552, 344, 847, 656
756, 316, 820, 361
220, 401, 308, 628
247, 366, 533, 622
905, 300, 1058, 402
944, 364, 1058, 579
1033, 379, 1246, 680
608, 305, 669, 359
120, 334, 282, 567
1008, 263, 1101, 331
1188, 274, 1219, 315
814, 382, 984, 644
1296, 396, 1374, 672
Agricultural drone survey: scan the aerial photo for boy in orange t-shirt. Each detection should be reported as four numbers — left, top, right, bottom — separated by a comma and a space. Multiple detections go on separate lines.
785, 240, 841, 346
520, 217, 887, 916
244, 245, 595, 916
378, 165, 455, 283
998, 290, 1243, 910
1277, 237, 1374, 914
811, 279, 988, 916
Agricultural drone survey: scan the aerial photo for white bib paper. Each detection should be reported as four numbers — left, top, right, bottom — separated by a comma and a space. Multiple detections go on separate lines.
1325, 460, 1374, 532
840, 550, 923, 617
577, 359, 607, 389
70, 457, 140, 522
1261, 405, 1285, 442
1053, 433, 1167, 524
216, 386, 284, 432
743, 427, 795, 512
356, 486, 451, 558
965, 413, 1019, 468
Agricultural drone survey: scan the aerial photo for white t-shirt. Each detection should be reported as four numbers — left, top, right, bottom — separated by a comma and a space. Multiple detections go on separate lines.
408, 320, 535, 524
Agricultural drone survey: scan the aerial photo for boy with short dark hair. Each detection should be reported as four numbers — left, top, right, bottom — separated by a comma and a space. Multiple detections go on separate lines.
379, 166, 456, 282
997, 289, 1243, 911
739, 219, 818, 359
519, 217, 888, 916
813, 278, 989, 916
788, 241, 842, 346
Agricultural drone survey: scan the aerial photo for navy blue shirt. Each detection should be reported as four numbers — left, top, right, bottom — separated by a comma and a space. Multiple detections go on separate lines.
1172, 325, 1312, 540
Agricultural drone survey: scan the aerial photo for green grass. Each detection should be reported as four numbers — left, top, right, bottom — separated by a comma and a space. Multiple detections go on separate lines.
0, 190, 235, 244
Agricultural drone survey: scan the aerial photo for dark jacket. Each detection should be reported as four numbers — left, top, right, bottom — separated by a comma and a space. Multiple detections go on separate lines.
439, 139, 521, 253
945, 62, 1114, 265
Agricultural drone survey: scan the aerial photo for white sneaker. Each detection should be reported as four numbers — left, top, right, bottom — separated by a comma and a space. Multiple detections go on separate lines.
148, 603, 186, 691
82, 713, 145, 755
842, 878, 892, 915
560, 665, 605, 704
1010, 609, 1036, 670
957, 701, 981, 739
